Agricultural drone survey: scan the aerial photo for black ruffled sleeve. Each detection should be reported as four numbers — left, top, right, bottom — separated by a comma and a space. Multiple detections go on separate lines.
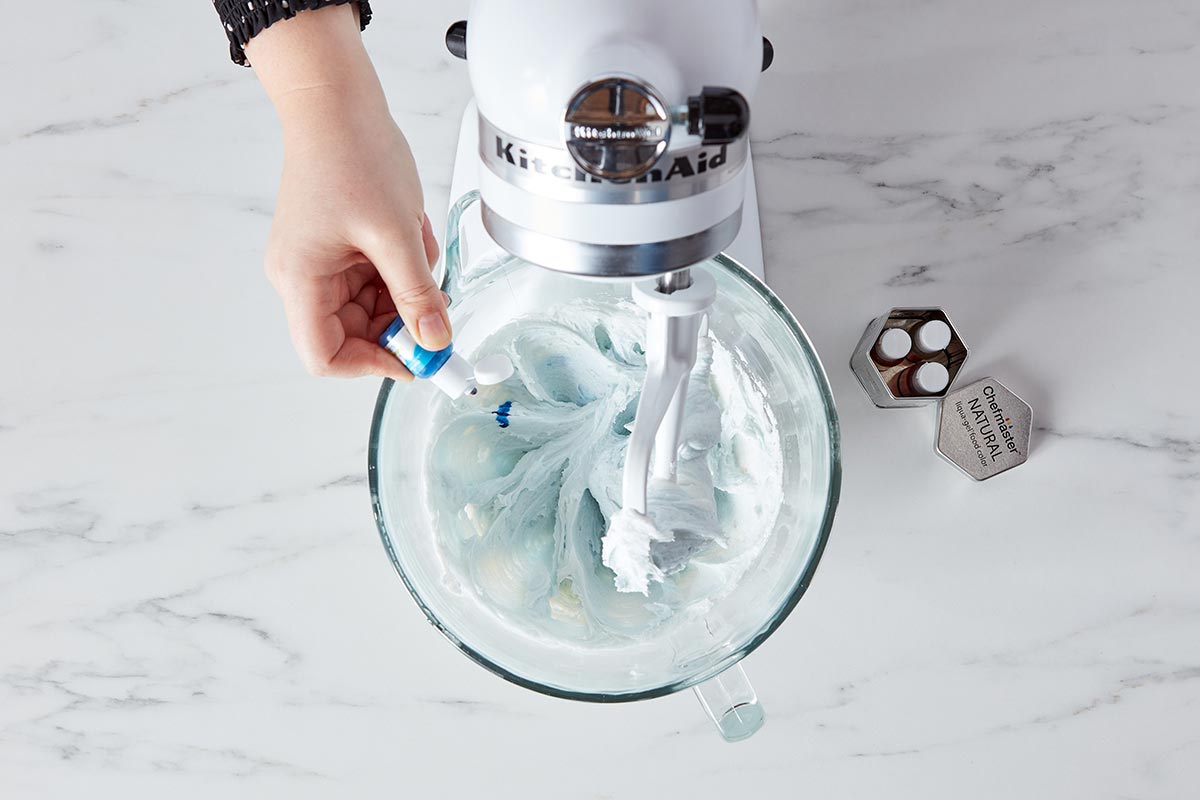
213, 0, 373, 66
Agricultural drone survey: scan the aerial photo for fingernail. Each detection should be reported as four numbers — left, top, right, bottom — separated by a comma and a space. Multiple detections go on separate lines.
417, 312, 451, 349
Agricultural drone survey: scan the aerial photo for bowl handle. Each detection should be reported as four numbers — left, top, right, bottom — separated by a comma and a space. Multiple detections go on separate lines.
693, 663, 765, 742
440, 189, 479, 291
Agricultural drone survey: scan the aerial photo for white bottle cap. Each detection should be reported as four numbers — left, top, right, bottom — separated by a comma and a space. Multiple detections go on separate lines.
873, 328, 912, 363
912, 362, 950, 395
914, 320, 952, 353
472, 353, 514, 386
430, 351, 476, 397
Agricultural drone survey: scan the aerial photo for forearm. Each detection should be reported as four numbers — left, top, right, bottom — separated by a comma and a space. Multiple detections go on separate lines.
244, 4, 389, 153
229, 1, 448, 376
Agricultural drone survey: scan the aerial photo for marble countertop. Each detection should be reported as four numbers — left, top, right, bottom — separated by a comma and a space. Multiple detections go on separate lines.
2, 1, 1198, 797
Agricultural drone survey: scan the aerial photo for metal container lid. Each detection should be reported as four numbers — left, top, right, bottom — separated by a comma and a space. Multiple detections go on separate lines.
936, 377, 1032, 480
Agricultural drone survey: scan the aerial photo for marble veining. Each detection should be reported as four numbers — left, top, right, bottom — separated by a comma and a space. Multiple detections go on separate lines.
1, 0, 1198, 797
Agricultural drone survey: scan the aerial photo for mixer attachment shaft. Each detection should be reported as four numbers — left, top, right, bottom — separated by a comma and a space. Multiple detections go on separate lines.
621, 267, 717, 516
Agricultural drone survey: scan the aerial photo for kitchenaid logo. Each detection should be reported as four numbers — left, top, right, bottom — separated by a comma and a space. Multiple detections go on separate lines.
495, 136, 728, 184
963, 384, 1020, 462
570, 124, 663, 141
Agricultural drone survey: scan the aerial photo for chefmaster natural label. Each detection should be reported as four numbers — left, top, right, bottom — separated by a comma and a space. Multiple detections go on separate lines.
936, 377, 1032, 480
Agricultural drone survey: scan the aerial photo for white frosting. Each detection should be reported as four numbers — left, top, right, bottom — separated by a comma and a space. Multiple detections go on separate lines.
422, 296, 784, 644
602, 509, 671, 595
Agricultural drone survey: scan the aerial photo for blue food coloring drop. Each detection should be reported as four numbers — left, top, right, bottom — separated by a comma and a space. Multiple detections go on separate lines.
492, 400, 513, 429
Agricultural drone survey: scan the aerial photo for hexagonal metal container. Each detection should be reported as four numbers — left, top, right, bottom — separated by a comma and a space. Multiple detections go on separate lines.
850, 308, 969, 408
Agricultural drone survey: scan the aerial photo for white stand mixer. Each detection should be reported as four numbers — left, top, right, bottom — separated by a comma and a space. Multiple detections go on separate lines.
437, 0, 774, 739
446, 0, 767, 582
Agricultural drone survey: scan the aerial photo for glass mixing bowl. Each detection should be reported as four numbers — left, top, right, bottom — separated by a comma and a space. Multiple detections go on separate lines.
368, 192, 840, 739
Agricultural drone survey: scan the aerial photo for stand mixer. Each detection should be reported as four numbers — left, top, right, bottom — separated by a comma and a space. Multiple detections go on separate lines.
452, 0, 766, 595
367, 0, 840, 742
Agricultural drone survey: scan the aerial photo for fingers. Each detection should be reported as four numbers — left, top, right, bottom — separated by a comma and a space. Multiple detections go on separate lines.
368, 313, 400, 342
344, 262, 377, 301
351, 281, 379, 317
271, 259, 407, 380
269, 216, 447, 382
322, 337, 414, 382
359, 216, 451, 351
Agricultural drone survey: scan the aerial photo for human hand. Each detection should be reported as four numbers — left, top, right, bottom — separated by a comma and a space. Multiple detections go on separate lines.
265, 101, 446, 380
247, 4, 449, 380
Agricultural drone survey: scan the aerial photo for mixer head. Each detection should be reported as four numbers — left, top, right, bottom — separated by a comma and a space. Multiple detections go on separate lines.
463, 0, 763, 278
